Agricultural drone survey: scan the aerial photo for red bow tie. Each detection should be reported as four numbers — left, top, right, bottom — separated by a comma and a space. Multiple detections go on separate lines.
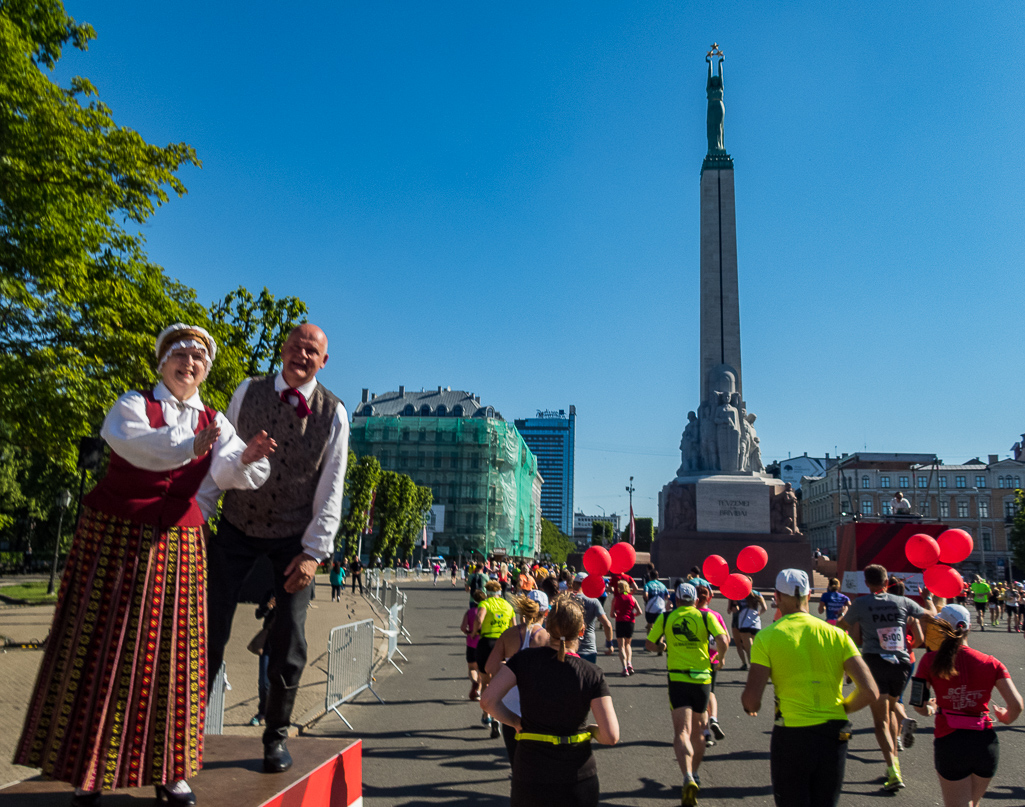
280, 387, 312, 419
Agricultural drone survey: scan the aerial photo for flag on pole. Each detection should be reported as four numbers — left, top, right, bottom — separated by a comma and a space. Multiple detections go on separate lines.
629, 506, 636, 545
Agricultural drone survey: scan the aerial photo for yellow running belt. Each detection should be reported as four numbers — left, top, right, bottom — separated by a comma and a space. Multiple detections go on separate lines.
515, 731, 592, 745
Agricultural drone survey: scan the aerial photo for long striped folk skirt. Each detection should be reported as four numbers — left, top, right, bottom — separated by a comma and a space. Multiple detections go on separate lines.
14, 506, 207, 790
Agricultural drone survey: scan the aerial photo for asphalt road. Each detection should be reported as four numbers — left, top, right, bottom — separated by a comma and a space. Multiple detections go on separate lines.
309, 581, 1025, 807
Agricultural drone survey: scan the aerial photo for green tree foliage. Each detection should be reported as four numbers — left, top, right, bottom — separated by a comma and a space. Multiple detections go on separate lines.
1010, 489, 1025, 570
340, 452, 382, 558
371, 472, 415, 565
633, 517, 655, 551
540, 518, 574, 564
207, 287, 307, 411
591, 520, 613, 547
397, 485, 434, 561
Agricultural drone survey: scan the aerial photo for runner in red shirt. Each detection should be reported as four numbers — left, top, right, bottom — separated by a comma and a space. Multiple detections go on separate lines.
912, 604, 1022, 807
612, 581, 641, 676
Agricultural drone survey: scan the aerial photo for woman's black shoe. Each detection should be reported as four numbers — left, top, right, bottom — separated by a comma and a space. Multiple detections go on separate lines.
70, 792, 102, 807
154, 784, 197, 805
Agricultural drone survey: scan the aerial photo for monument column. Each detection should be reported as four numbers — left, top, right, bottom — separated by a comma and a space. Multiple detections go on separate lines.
699, 46, 741, 404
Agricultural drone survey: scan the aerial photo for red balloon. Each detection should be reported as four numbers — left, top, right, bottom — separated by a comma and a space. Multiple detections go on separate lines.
720, 572, 753, 601
608, 542, 637, 574
736, 545, 768, 574
923, 564, 964, 599
905, 533, 941, 569
703, 555, 730, 586
583, 545, 612, 576
937, 529, 974, 565
581, 573, 606, 599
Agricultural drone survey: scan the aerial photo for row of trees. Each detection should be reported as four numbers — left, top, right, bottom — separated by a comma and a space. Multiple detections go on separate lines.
337, 453, 434, 566
590, 518, 655, 551
0, 2, 307, 562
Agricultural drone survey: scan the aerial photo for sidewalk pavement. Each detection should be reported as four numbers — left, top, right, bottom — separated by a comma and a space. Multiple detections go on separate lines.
0, 577, 385, 788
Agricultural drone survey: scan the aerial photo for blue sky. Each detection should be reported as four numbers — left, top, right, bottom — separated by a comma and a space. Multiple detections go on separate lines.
57, 2, 1025, 522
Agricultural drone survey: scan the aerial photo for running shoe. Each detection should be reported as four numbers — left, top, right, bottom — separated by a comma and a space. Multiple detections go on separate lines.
900, 717, 917, 750
621, 668, 630, 677
481, 713, 491, 726
490, 720, 501, 739
627, 664, 635, 675
709, 720, 726, 741
469, 682, 480, 701
740, 663, 748, 671
883, 773, 905, 792
681, 778, 700, 806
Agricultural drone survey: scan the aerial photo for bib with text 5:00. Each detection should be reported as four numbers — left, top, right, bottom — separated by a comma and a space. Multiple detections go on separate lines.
876, 626, 904, 652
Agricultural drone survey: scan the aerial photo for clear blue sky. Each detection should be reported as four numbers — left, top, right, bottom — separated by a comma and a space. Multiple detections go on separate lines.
58, 2, 1025, 522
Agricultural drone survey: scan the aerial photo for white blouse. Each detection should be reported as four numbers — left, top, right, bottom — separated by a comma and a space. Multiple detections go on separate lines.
100, 382, 271, 519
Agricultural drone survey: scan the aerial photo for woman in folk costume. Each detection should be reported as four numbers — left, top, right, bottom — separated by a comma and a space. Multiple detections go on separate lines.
15, 324, 276, 806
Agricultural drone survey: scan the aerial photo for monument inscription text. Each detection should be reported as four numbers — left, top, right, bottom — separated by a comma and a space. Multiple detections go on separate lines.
696, 478, 770, 533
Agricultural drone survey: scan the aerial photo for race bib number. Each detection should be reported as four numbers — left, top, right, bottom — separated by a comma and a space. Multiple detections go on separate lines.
876, 625, 904, 652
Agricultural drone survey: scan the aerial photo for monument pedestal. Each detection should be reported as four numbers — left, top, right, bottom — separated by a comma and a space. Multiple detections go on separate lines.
654, 477, 809, 589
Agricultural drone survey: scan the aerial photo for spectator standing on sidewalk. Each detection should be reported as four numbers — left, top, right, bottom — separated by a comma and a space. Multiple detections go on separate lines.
349, 555, 363, 594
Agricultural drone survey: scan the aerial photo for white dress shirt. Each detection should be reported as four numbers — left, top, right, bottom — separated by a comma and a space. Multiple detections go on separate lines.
100, 382, 272, 520
226, 373, 350, 561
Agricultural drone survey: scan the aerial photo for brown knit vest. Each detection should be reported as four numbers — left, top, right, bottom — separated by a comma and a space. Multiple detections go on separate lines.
222, 376, 341, 539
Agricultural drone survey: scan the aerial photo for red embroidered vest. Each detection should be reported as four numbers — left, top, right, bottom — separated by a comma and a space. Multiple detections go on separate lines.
84, 390, 215, 529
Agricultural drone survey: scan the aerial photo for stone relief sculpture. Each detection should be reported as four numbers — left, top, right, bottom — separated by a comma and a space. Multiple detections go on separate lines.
663, 484, 696, 532
714, 391, 741, 473
770, 482, 798, 534
677, 411, 700, 475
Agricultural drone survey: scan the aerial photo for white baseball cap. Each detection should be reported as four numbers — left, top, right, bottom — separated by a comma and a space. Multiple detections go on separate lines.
526, 590, 550, 611
937, 604, 971, 631
775, 568, 810, 597
676, 583, 697, 602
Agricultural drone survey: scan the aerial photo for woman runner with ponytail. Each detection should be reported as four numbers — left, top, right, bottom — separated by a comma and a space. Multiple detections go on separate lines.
481, 594, 620, 807
912, 604, 1022, 807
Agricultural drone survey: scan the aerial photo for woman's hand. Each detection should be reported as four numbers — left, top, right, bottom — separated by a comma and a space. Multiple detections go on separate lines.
242, 430, 277, 464
193, 422, 221, 457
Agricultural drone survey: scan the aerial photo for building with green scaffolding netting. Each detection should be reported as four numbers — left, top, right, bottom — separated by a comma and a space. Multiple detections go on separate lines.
350, 386, 543, 561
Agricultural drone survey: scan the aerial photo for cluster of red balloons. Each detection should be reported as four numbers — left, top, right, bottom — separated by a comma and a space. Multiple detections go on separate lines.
701, 545, 768, 601
904, 529, 973, 599
581, 542, 638, 598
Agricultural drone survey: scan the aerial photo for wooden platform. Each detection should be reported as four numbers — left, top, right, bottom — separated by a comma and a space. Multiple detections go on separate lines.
0, 736, 360, 807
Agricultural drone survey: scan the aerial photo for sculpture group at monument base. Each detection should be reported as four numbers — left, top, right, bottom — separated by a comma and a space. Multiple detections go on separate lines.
650, 528, 811, 591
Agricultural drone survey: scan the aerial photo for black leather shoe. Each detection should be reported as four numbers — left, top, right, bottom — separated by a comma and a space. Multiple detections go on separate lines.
70, 792, 102, 807
263, 739, 293, 773
154, 784, 197, 805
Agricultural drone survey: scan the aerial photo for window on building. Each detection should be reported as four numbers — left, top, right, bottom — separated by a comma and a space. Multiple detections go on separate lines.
379, 450, 389, 468
470, 454, 479, 469
998, 476, 1006, 488
435, 430, 443, 442
955, 476, 966, 488
400, 452, 409, 468
917, 476, 928, 488
920, 500, 930, 517
450, 452, 459, 469
861, 500, 873, 515
433, 454, 442, 468
381, 427, 390, 441
939, 500, 950, 518
882, 502, 892, 515
975, 475, 986, 488
420, 405, 431, 416
982, 532, 993, 552
862, 476, 870, 489
401, 429, 410, 441
1016, 477, 1022, 489
1006, 500, 1018, 519
957, 501, 969, 518
880, 476, 890, 488
436, 405, 448, 417
452, 405, 463, 417
978, 500, 989, 518
403, 405, 415, 416
939, 476, 947, 488
417, 453, 425, 468
899, 476, 909, 488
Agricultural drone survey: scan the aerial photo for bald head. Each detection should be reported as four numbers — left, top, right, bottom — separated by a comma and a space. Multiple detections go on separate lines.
281, 323, 329, 388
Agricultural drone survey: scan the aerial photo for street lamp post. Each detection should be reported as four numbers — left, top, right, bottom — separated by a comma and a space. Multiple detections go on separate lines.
626, 476, 635, 542
48, 489, 74, 596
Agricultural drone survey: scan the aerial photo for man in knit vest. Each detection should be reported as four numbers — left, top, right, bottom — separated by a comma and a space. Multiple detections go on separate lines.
207, 324, 349, 773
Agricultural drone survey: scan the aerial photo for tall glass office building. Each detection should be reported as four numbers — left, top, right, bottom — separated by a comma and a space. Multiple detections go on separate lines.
514, 407, 575, 535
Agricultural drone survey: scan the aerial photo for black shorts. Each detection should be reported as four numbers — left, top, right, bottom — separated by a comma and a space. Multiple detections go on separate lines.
934, 729, 999, 781
974, 601, 987, 613
863, 654, 913, 698
668, 680, 711, 713
738, 627, 759, 636
771, 721, 849, 807
615, 621, 635, 639
475, 637, 498, 669
645, 611, 660, 626
466, 646, 477, 664
709, 669, 718, 694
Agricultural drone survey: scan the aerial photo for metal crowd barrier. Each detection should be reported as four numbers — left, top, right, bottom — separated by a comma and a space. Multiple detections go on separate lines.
205, 662, 227, 735
374, 602, 408, 674
397, 590, 412, 644
325, 618, 383, 729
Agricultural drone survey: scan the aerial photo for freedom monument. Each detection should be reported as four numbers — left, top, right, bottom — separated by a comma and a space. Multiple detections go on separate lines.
652, 46, 809, 587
